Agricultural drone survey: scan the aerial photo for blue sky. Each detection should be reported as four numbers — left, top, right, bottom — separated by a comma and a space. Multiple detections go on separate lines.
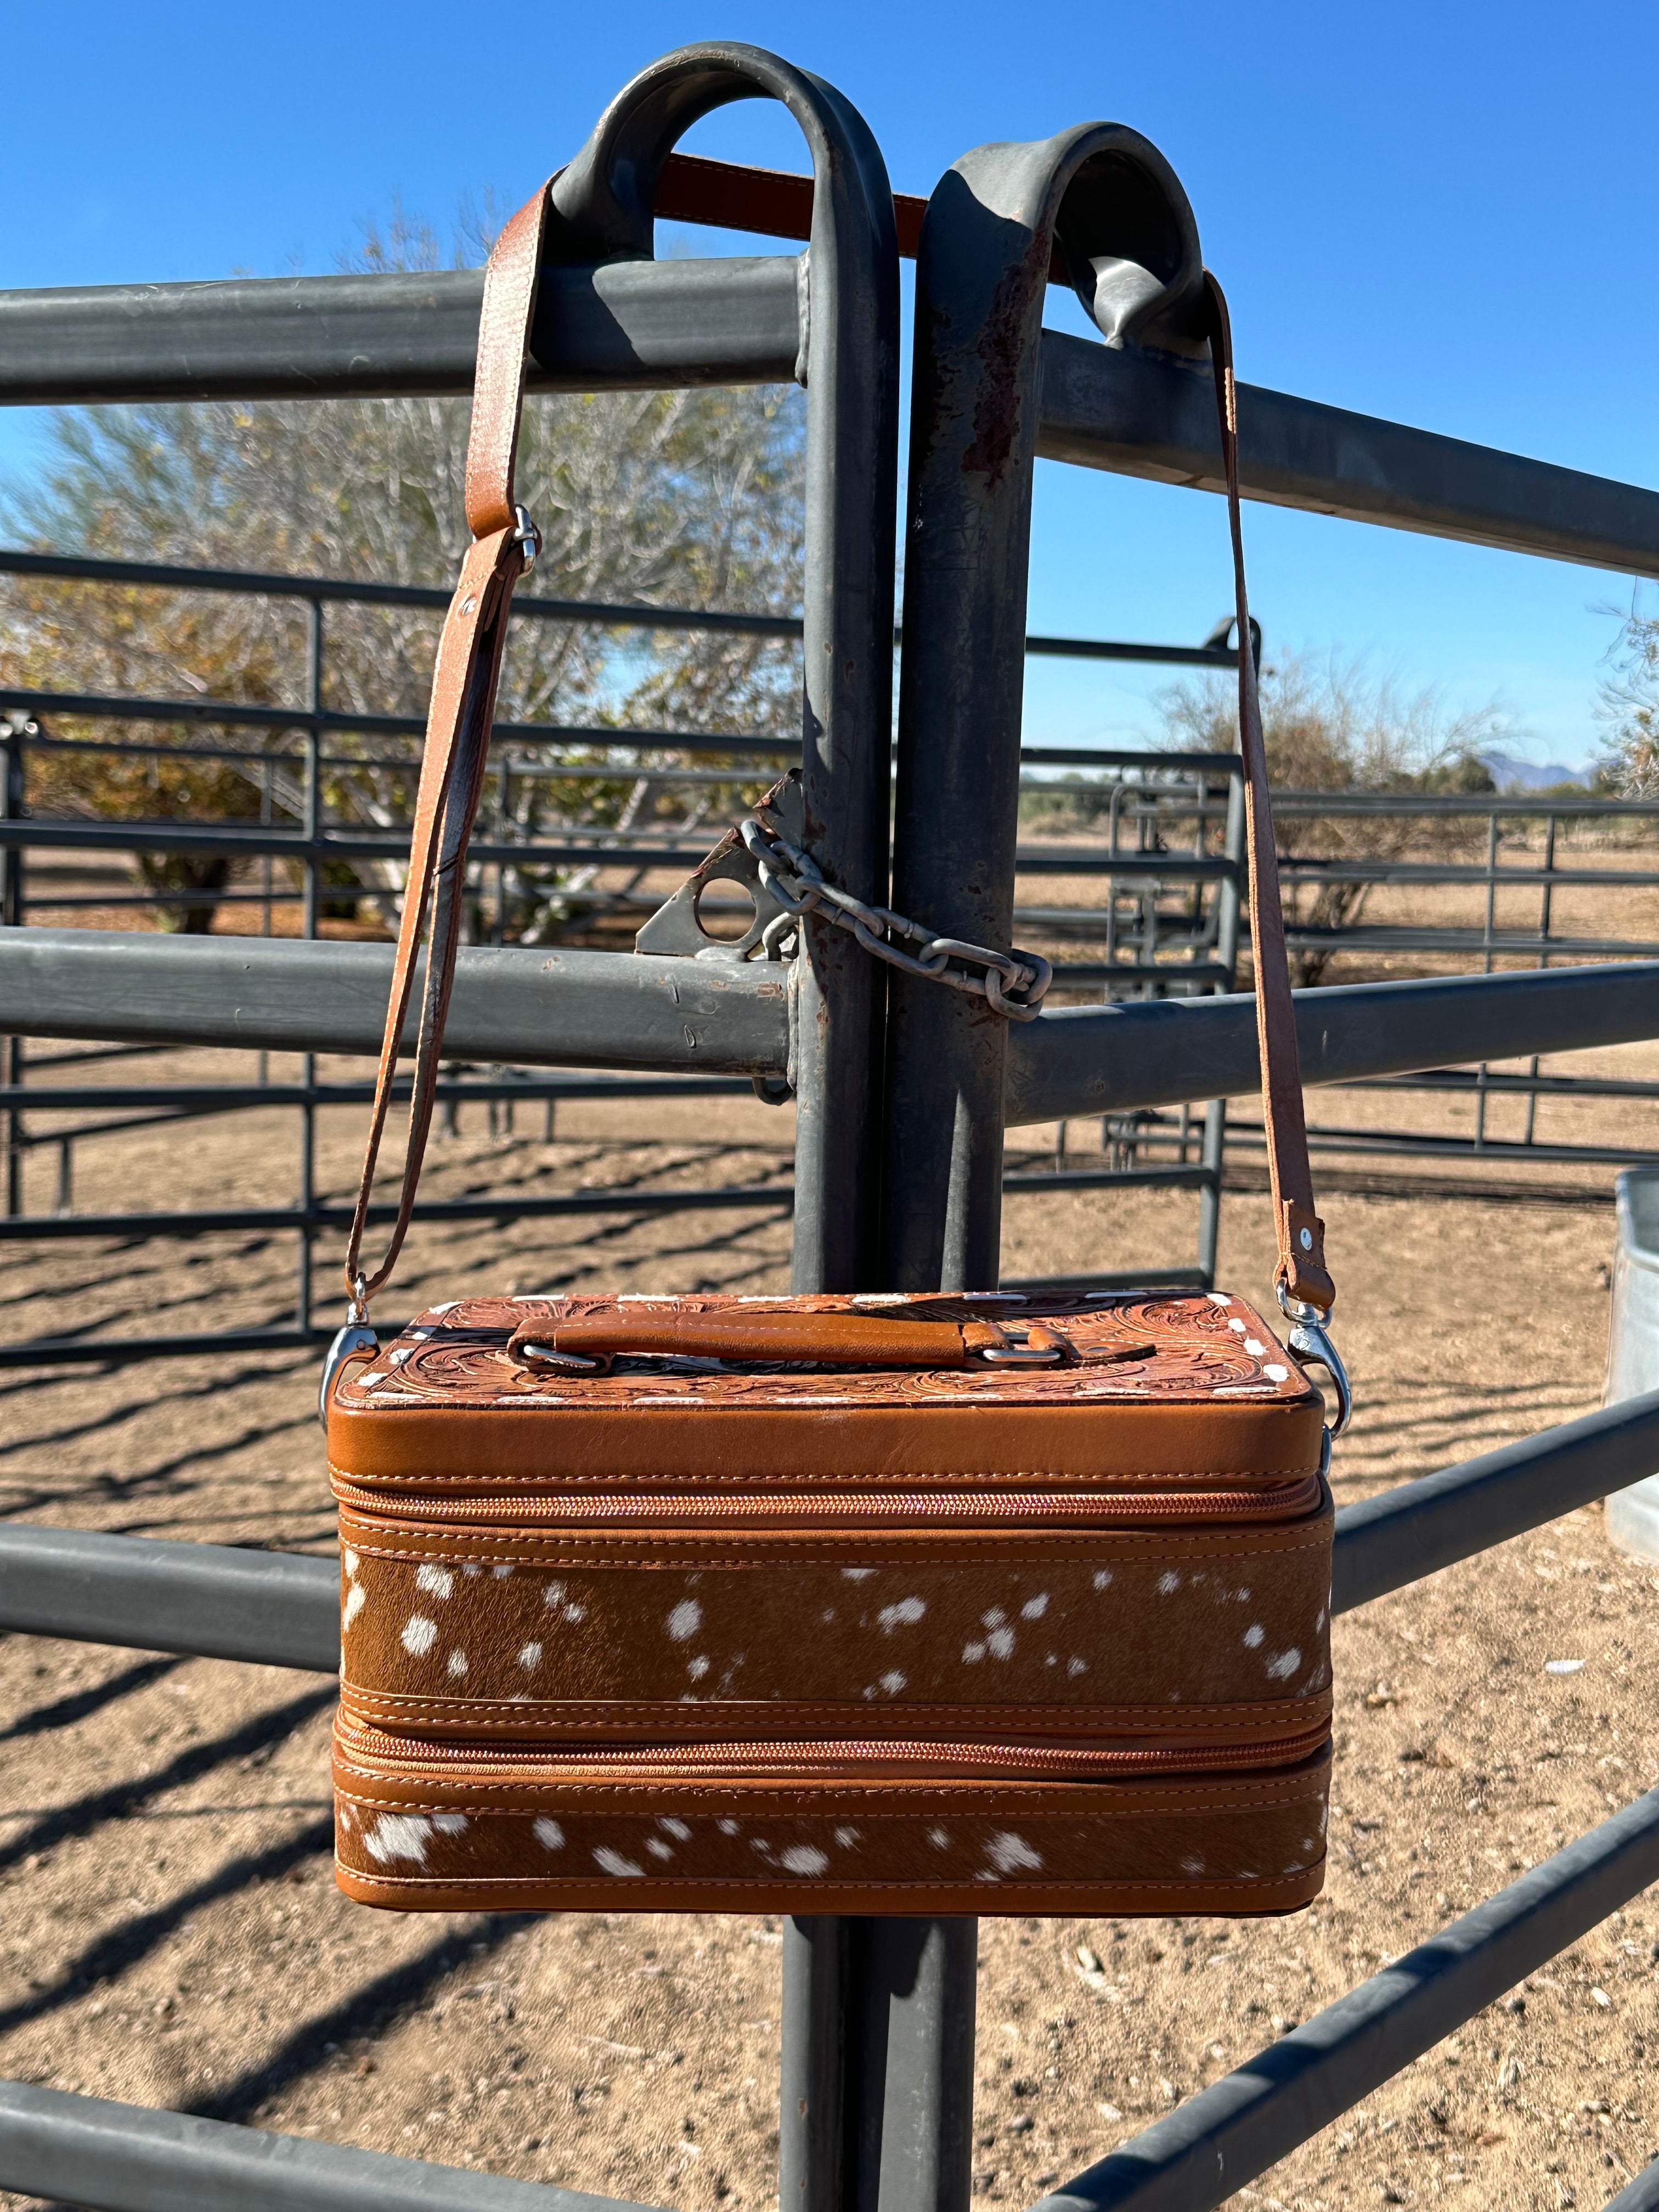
7, 0, 1658, 767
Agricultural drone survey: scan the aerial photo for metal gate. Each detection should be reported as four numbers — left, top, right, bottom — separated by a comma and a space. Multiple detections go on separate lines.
6, 42, 1659, 2212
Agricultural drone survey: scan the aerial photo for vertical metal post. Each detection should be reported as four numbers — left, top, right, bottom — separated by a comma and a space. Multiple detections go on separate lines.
1523, 810, 1556, 1149
1474, 807, 1499, 1151
775, 102, 900, 1301
298, 600, 323, 1335
544, 47, 899, 1304
494, 760, 510, 947
781, 1918, 848, 2212
882, 123, 1204, 1292
2, 716, 27, 1217
844, 1921, 978, 2212
545, 50, 898, 2212
872, 117, 1206, 2212
782, 1917, 979, 2212
1198, 763, 1246, 1285
258, 757, 274, 1087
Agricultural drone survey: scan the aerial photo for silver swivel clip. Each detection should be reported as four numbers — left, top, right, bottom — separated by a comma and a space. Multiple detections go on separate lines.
511, 505, 541, 573
319, 1274, 380, 1433
1276, 1284, 1352, 1439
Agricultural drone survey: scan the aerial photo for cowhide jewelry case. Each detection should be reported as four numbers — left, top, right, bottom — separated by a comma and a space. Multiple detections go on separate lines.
328, 1290, 1332, 1916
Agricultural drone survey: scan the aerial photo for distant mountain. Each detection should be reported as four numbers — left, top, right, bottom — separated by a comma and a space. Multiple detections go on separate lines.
1477, 750, 1589, 792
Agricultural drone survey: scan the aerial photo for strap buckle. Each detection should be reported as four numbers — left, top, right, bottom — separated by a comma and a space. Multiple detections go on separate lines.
1276, 1285, 1351, 1438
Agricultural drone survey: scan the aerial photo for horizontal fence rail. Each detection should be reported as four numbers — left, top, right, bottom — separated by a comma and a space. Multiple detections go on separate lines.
1032, 1781, 1659, 2212
0, 258, 806, 402
1036, 328, 1659, 578
18, 277, 1659, 576
6, 1385, 1655, 2205
0, 932, 790, 1074
7, 936, 1659, 1122
0, 1522, 338, 1672
1332, 1389, 1659, 1612
1610, 2159, 1659, 2210
0, 547, 1244, 669
0, 2073, 665, 2212
1006, 962, 1659, 1125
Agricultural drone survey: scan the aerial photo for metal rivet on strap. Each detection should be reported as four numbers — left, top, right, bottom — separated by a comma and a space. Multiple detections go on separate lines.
460, 595, 477, 616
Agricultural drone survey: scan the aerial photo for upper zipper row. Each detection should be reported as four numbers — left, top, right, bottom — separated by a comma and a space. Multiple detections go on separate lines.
333, 1472, 1322, 1531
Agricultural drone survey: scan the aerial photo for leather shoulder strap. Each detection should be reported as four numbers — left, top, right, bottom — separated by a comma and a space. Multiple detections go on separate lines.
1204, 270, 1335, 1316
338, 198, 1333, 1329
342, 177, 552, 1314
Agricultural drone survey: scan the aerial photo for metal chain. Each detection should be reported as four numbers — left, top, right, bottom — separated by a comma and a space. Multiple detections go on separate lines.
740, 819, 1053, 1022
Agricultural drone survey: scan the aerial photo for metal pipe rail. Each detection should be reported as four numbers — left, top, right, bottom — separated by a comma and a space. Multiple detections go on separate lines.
2, 813, 1258, 877
0, 1182, 796, 1240
1611, 2162, 1659, 2211
0, 932, 789, 1073
1003, 961, 1659, 1125
33, 204, 1659, 588
0, 257, 805, 404
0, 545, 808, 637
1036, 326, 1659, 579
1, 544, 1244, 672
0, 2074, 662, 2212
0, 1071, 754, 1113
6, 933, 1658, 1119
1, 1392, 1653, 2205
2, 687, 802, 752
1035, 1781, 1659, 2212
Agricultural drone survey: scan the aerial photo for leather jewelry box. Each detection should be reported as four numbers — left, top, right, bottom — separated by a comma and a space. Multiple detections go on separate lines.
328, 1289, 1333, 1916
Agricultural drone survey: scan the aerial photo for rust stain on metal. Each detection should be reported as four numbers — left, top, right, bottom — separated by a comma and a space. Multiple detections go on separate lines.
959, 234, 1051, 490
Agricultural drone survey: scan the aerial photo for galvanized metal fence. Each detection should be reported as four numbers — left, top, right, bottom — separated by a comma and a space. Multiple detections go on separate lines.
0, 546, 1247, 1359
13, 554, 1659, 1368
4, 42, 1659, 2212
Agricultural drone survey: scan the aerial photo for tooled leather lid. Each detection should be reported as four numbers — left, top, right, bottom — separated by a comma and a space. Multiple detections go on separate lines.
338, 1291, 1327, 1424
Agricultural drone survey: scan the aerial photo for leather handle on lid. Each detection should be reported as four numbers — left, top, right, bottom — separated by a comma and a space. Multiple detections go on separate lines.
508, 1309, 1060, 1371
1205, 272, 1335, 1319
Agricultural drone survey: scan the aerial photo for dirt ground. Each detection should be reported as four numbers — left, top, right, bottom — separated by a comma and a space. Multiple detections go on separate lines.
1, 1040, 1656, 2212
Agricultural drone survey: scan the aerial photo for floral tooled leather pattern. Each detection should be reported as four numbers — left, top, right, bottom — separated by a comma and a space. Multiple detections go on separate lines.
337, 1291, 1310, 1413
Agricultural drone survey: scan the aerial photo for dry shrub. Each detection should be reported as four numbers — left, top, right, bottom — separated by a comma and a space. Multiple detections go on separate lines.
1160, 655, 1505, 983
0, 208, 805, 936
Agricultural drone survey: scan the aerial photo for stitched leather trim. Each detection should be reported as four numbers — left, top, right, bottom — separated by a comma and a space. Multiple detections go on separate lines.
336, 1860, 1325, 1900
336, 1526, 1332, 1571
332, 1462, 1324, 1488
334, 1778, 1329, 1815
337, 1692, 1332, 1730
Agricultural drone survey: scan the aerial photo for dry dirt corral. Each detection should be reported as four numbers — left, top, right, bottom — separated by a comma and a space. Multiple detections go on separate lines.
1, 1066, 1656, 2212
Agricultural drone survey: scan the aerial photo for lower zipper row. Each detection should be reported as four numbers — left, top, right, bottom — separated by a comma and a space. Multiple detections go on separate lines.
335, 1714, 1330, 1784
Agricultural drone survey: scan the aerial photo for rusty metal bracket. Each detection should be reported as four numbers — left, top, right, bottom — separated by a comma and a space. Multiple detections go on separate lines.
633, 771, 805, 964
